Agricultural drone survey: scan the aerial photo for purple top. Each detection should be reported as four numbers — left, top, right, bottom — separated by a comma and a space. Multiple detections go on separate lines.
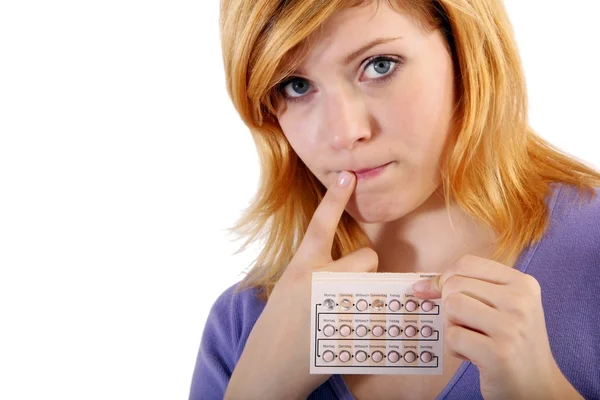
190, 184, 600, 399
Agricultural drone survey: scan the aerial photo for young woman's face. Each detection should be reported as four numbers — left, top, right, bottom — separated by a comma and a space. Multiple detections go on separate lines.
276, 1, 456, 223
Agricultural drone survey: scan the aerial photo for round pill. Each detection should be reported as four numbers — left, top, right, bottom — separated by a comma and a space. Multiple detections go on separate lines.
405, 300, 418, 312
420, 351, 433, 363
388, 351, 400, 363
355, 351, 367, 363
372, 325, 384, 337
340, 298, 352, 311
323, 324, 335, 337
372, 299, 385, 310
339, 351, 351, 363
371, 351, 384, 363
356, 299, 368, 311
404, 351, 417, 363
355, 325, 368, 337
421, 300, 434, 312
404, 325, 417, 337
339, 325, 352, 337
421, 325, 433, 337
322, 298, 336, 310
323, 351, 335, 363
388, 299, 401, 312
388, 325, 401, 337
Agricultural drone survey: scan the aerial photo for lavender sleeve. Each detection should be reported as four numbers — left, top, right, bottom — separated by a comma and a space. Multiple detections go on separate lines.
189, 286, 240, 399
189, 284, 266, 400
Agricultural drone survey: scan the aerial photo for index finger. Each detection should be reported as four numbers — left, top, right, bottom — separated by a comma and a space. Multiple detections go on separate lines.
296, 171, 355, 263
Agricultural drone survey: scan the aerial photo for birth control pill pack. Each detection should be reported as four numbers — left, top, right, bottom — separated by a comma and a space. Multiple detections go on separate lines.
310, 272, 443, 375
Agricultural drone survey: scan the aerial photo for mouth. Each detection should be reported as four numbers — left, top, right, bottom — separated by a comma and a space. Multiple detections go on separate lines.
351, 162, 393, 181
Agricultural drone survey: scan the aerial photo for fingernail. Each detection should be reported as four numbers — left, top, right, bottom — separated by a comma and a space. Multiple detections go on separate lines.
412, 279, 430, 292
337, 171, 352, 187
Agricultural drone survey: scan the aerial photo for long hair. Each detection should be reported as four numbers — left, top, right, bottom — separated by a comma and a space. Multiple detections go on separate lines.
219, 0, 600, 300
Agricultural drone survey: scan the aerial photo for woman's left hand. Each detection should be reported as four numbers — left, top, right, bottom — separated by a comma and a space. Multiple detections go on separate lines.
411, 254, 583, 400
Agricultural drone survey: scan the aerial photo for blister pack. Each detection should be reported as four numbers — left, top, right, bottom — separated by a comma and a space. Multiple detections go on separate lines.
310, 272, 443, 375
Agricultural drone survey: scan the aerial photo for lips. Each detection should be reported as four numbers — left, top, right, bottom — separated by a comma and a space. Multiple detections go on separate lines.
353, 164, 386, 174
350, 162, 392, 181
351, 162, 391, 174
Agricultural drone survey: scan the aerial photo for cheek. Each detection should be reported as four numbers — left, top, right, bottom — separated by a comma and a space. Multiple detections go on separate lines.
278, 111, 323, 170
279, 112, 311, 153
385, 67, 454, 162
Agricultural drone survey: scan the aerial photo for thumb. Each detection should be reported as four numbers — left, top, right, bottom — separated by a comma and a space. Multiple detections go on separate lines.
411, 274, 443, 299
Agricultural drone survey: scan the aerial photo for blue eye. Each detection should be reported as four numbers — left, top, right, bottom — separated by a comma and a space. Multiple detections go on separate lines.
363, 56, 399, 80
281, 78, 311, 98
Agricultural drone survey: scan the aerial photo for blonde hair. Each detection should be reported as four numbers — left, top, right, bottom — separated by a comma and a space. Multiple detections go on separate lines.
219, 0, 600, 299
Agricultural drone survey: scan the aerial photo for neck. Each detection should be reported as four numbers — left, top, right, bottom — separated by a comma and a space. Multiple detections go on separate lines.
359, 188, 514, 273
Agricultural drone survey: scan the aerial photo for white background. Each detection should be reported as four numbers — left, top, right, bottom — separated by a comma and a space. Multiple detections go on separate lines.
0, 1, 598, 399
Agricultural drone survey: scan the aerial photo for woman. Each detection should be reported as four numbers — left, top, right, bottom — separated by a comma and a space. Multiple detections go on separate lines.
191, 0, 600, 398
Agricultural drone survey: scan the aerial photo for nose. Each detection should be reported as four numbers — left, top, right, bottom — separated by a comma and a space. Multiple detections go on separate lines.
321, 87, 372, 150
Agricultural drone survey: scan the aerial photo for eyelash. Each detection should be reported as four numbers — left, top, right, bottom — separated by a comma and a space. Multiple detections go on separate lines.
278, 55, 403, 104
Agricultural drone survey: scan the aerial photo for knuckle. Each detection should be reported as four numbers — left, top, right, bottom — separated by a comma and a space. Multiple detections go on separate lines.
443, 292, 463, 312
507, 286, 538, 316
443, 275, 462, 293
511, 304, 527, 321
521, 274, 541, 295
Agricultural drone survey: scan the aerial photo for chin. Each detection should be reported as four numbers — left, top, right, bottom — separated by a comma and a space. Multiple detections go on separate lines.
346, 184, 440, 224
346, 196, 409, 224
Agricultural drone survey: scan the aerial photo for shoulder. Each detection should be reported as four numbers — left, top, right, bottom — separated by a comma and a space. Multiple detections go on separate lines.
543, 183, 600, 251
205, 280, 267, 355
189, 280, 266, 399
549, 183, 600, 221
520, 182, 600, 279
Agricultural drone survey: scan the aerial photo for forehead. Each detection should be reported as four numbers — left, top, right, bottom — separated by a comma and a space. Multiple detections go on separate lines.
289, 2, 426, 70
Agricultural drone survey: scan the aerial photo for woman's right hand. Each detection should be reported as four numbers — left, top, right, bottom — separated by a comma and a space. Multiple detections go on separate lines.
225, 171, 378, 400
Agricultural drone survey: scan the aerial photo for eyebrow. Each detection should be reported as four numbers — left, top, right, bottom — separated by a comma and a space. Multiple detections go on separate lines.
343, 36, 403, 65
